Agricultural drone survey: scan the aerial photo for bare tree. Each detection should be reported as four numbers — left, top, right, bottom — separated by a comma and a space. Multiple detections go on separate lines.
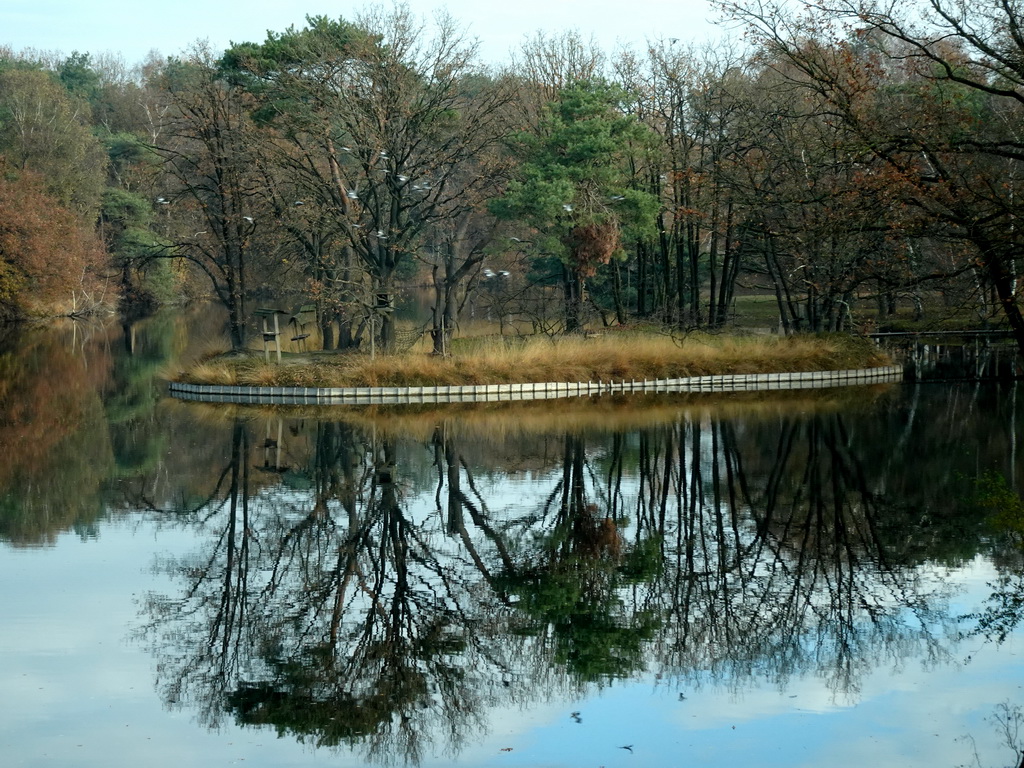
223, 7, 513, 351
722, 0, 1024, 348
155, 46, 273, 348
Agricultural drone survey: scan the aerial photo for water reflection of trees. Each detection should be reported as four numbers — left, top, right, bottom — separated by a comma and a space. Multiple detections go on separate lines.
0, 323, 115, 544
140, 402, 980, 764
0, 309, 225, 544
143, 419, 513, 764
641, 413, 959, 699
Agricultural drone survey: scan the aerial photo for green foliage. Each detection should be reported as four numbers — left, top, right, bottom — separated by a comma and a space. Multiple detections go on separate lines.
101, 186, 152, 228
222, 14, 368, 76
102, 131, 158, 181
58, 51, 101, 104
219, 15, 370, 128
492, 80, 659, 269
499, 559, 661, 680
618, 535, 663, 582
101, 188, 165, 263
101, 187, 176, 304
975, 471, 1024, 545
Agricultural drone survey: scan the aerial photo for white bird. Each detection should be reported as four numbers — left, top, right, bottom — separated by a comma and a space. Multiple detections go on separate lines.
483, 268, 495, 278
156, 197, 169, 204
347, 189, 359, 199
499, 270, 510, 277
243, 216, 254, 222
294, 200, 305, 206
376, 230, 388, 239
341, 146, 352, 152
562, 203, 573, 212
397, 174, 409, 182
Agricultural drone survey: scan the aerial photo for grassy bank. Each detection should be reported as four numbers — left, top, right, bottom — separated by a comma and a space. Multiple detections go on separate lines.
173, 331, 891, 389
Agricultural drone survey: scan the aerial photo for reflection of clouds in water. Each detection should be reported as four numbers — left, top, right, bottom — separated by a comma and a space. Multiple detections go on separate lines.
654, 559, 1000, 723
13, 397, 1024, 768
644, 582, 1024, 768
0, 523, 306, 768
490, 644, 1024, 768
437, 697, 575, 767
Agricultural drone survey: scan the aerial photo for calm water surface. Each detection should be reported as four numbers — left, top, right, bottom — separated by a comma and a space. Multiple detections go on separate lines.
3, 313, 1024, 768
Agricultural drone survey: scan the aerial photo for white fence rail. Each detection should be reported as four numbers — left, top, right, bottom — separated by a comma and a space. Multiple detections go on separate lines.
168, 365, 903, 405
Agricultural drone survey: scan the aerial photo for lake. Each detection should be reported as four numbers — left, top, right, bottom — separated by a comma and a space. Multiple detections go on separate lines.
3, 310, 1024, 768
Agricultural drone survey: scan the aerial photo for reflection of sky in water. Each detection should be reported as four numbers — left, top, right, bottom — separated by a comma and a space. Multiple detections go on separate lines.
6, 309, 1020, 766
4, 517, 1024, 768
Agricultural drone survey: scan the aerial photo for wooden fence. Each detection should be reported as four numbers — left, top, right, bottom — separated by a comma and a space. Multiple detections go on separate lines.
168, 365, 904, 405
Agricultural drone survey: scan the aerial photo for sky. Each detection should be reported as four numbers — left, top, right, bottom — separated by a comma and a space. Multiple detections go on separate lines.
4, 0, 725, 68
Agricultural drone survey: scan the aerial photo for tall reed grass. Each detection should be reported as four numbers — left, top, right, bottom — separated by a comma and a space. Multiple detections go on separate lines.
173, 331, 890, 388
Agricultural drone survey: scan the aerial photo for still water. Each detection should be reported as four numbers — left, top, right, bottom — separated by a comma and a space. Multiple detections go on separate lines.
3, 312, 1024, 768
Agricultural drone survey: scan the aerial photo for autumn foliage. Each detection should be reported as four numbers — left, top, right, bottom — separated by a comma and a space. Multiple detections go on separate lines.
569, 221, 619, 278
0, 160, 105, 320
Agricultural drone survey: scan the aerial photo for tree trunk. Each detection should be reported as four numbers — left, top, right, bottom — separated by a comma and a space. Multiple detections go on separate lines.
612, 263, 627, 326
714, 202, 737, 328
977, 234, 1024, 357
563, 262, 584, 333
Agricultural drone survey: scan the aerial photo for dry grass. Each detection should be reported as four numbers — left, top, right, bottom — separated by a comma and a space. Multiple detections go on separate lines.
173, 331, 891, 388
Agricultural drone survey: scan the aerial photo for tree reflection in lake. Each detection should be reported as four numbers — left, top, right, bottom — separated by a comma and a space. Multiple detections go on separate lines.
0, 321, 116, 544
649, 412, 959, 701
6, 313, 1024, 764
0, 305, 235, 546
142, 416, 514, 763
137, 392, 989, 765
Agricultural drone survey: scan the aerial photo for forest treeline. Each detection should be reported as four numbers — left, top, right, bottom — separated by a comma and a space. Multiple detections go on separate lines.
2, 1, 1024, 352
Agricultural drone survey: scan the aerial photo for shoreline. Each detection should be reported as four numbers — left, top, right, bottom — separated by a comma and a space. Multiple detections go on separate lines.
168, 365, 904, 405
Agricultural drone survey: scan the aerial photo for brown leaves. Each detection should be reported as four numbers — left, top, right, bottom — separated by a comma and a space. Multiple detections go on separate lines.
0, 159, 104, 318
568, 221, 619, 278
